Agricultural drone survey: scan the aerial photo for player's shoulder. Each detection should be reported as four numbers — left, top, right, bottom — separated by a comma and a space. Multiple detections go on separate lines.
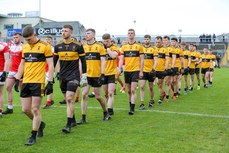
38, 40, 49, 46
55, 40, 64, 46
95, 41, 104, 47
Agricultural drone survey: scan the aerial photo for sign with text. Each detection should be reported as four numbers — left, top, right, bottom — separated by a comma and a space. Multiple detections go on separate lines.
36, 28, 62, 36
7, 29, 22, 37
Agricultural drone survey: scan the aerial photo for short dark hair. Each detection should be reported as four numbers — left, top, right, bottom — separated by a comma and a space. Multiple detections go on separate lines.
22, 26, 35, 38
171, 37, 178, 42
163, 35, 170, 40
86, 28, 96, 34
144, 34, 151, 39
63, 24, 73, 31
156, 36, 163, 41
14, 32, 22, 36
128, 29, 135, 34
102, 33, 111, 40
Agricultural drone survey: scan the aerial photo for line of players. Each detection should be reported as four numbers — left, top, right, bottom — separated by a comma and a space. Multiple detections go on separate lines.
0, 27, 216, 145
0, 28, 217, 118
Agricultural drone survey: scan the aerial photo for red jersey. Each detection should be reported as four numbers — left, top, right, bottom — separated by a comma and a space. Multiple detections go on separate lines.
0, 42, 9, 71
9, 43, 22, 72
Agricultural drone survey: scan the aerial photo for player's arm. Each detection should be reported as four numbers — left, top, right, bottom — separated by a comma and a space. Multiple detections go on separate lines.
188, 57, 191, 67
153, 56, 158, 70
16, 59, 24, 80
79, 55, 86, 74
46, 57, 54, 82
4, 52, 10, 72
180, 57, 184, 68
101, 56, 105, 74
118, 55, 124, 75
140, 54, 144, 73
107, 48, 118, 59
165, 56, 169, 70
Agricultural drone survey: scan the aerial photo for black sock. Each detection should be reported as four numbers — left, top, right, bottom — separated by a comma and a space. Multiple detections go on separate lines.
184, 88, 187, 91
67, 117, 72, 126
198, 84, 200, 86
103, 111, 108, 116
130, 104, 135, 112
108, 108, 113, 113
166, 95, 169, 99
72, 114, 76, 122
82, 114, 86, 121
31, 130, 37, 139
129, 102, 131, 107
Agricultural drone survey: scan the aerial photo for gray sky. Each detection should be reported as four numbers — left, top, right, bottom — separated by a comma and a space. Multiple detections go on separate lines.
0, 0, 229, 36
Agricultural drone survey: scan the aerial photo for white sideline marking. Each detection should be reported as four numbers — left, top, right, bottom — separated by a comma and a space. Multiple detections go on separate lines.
13, 105, 229, 119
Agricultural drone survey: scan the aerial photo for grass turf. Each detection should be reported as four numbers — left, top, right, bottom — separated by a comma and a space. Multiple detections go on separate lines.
0, 68, 229, 153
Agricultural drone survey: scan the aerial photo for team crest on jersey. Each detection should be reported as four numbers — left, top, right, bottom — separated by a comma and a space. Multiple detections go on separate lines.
72, 45, 76, 51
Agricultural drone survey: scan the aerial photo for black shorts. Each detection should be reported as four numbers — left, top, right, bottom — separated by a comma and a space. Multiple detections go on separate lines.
156, 71, 165, 79
195, 68, 200, 74
124, 71, 139, 84
140, 72, 155, 82
201, 68, 210, 74
189, 68, 195, 75
20, 83, 45, 97
59, 79, 80, 94
87, 77, 102, 87
103, 74, 116, 84
173, 67, 180, 76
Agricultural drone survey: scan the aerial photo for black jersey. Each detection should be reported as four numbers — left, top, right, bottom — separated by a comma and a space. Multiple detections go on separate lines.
54, 38, 85, 81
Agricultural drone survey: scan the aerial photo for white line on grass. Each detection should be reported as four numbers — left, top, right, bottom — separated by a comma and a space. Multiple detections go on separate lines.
13, 104, 229, 119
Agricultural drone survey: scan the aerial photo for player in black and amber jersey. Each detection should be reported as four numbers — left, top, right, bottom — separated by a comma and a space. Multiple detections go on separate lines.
188, 43, 199, 92
102, 33, 119, 115
155, 36, 169, 105
171, 38, 184, 99
193, 45, 201, 90
208, 49, 216, 86
163, 36, 175, 102
54, 25, 87, 133
79, 28, 110, 124
196, 48, 211, 88
15, 26, 54, 145
118, 29, 144, 115
139, 35, 158, 110
180, 41, 190, 95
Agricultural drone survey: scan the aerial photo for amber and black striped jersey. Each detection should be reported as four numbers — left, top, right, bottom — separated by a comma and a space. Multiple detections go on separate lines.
189, 51, 199, 69
143, 45, 158, 72
173, 47, 184, 68
165, 46, 174, 69
200, 54, 211, 68
183, 50, 190, 68
54, 38, 85, 81
195, 51, 201, 68
120, 41, 143, 72
84, 41, 106, 77
209, 54, 216, 68
22, 40, 52, 83
155, 47, 169, 72
105, 44, 119, 75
